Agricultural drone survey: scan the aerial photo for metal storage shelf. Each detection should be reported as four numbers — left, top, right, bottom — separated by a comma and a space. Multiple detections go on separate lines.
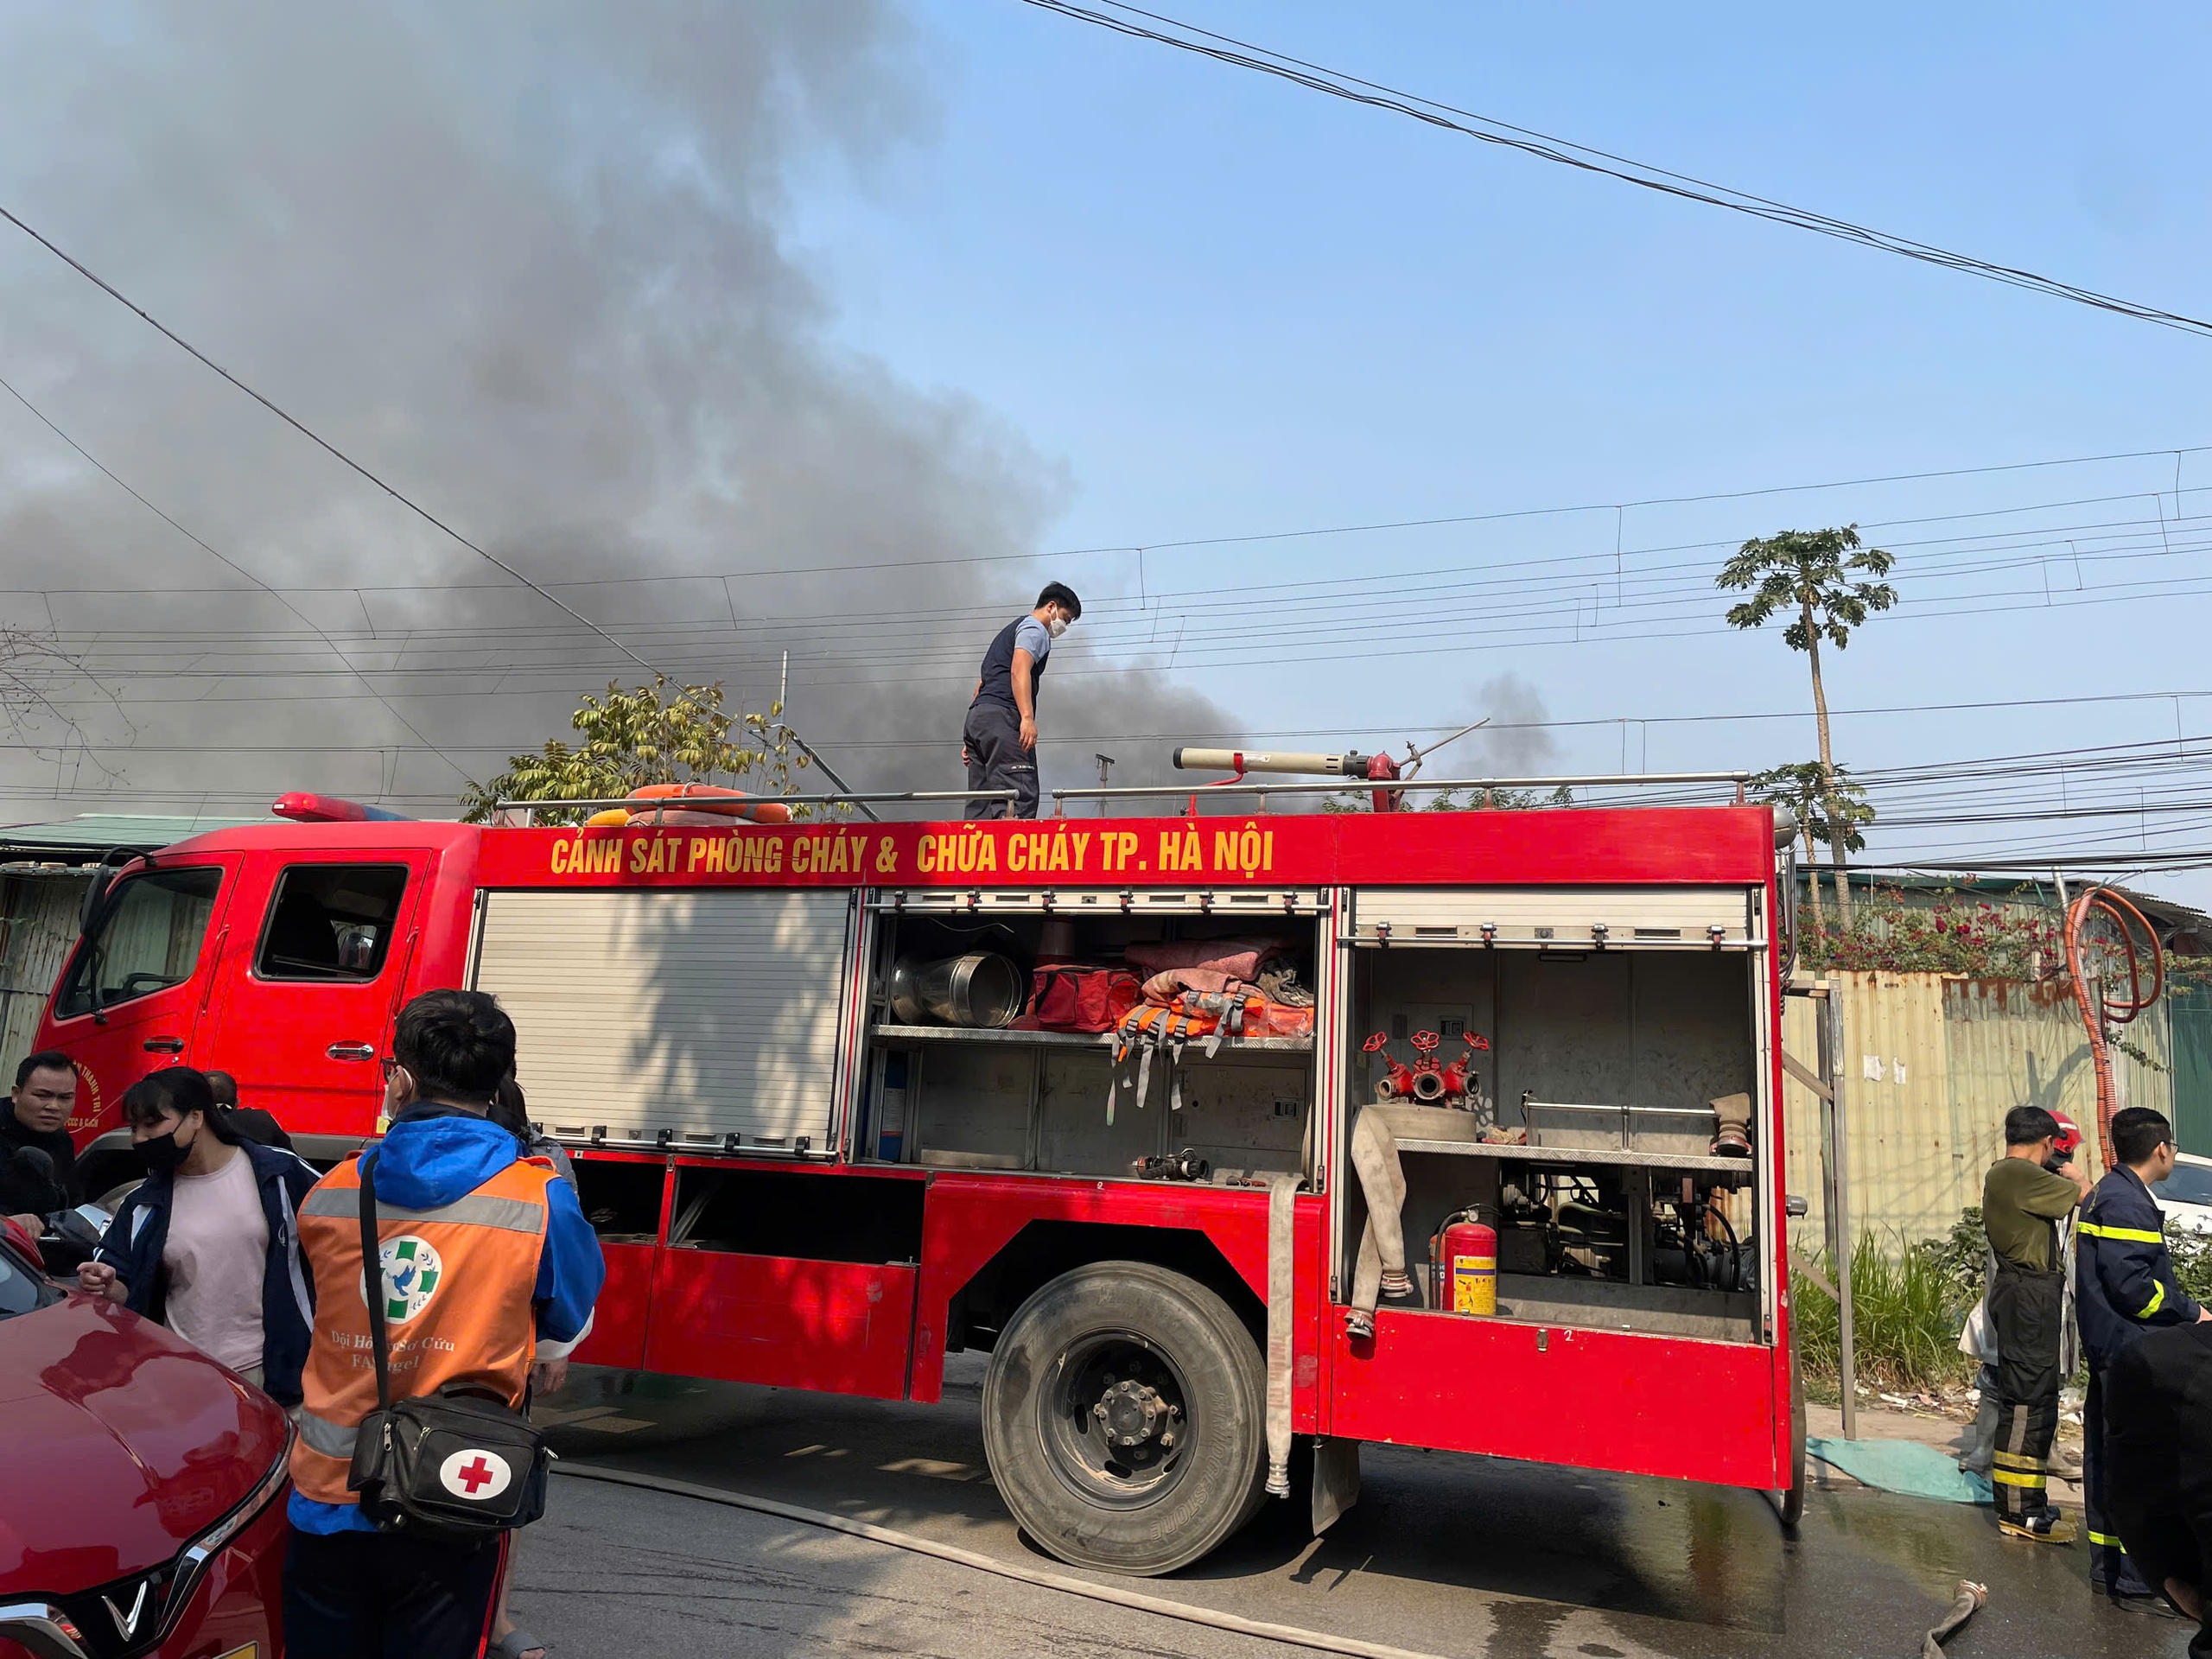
869, 1022, 1314, 1053
1393, 1136, 1754, 1177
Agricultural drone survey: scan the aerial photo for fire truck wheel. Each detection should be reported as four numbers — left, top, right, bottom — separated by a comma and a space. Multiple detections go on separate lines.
982, 1260, 1268, 1576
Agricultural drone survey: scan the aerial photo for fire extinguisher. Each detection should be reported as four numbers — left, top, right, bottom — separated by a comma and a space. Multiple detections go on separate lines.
1430, 1207, 1497, 1317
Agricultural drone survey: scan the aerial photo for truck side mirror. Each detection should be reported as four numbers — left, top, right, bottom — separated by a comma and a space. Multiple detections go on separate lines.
1784, 1194, 1809, 1218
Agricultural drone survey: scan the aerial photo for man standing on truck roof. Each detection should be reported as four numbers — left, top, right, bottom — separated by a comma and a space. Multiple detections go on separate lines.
964, 582, 1081, 821
1982, 1103, 2092, 1543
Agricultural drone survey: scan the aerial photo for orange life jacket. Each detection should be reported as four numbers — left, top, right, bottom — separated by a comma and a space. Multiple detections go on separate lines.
288, 1150, 556, 1508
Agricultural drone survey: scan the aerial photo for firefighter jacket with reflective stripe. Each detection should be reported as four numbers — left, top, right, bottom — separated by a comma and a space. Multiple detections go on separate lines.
2078, 1163, 2202, 1366
288, 1147, 557, 1507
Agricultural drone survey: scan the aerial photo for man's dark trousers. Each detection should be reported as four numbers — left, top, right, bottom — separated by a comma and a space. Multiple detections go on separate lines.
2087, 1363, 2156, 1596
2107, 1323, 2212, 1653
1987, 1255, 2066, 1524
283, 1529, 505, 1659
963, 700, 1038, 820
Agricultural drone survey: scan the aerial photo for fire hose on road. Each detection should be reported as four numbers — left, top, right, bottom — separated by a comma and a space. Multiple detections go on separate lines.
554, 1464, 1994, 1657
1920, 1580, 1987, 1656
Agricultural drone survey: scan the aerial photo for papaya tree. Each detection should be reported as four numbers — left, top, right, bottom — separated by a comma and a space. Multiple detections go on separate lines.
1719, 527, 1896, 928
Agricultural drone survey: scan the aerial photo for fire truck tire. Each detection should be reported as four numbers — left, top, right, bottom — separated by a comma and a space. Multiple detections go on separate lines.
982, 1260, 1268, 1576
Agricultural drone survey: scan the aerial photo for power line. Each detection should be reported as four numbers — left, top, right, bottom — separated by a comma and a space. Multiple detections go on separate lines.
0, 365, 473, 788
0, 201, 658, 676
11, 505, 2210, 679
0, 446, 2200, 598
1017, 1, 2212, 340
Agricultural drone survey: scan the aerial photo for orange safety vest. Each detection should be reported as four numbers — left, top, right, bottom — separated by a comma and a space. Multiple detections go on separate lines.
288, 1149, 557, 1507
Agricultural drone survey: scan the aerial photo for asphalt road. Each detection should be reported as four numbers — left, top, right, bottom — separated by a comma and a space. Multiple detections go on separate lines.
515, 1357, 2190, 1659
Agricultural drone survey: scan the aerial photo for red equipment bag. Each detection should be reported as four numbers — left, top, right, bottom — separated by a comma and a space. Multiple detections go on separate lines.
1027, 963, 1142, 1033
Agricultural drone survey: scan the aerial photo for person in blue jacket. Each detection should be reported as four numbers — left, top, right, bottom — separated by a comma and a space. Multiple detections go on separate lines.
77, 1066, 321, 1404
283, 989, 604, 1659
2080, 1105, 2209, 1613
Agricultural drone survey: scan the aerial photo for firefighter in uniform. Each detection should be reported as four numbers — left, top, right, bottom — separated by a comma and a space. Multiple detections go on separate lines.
283, 989, 605, 1659
963, 582, 1080, 821
1980, 1103, 2090, 1542
2080, 1105, 2208, 1611
2105, 1319, 2212, 1649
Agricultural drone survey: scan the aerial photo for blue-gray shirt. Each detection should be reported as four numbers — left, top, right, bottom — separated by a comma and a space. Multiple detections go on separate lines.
974, 614, 1053, 709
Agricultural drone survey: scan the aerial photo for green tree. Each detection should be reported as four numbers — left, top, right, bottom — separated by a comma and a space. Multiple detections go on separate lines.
1751, 760, 1874, 938
459, 678, 807, 823
1718, 526, 1896, 928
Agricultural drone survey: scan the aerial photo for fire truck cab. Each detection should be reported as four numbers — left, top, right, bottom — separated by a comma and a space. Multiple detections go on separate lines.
38, 799, 1801, 1575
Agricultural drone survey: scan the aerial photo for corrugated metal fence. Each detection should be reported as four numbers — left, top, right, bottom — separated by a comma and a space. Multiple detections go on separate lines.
0, 873, 91, 1083
1783, 971, 2171, 1250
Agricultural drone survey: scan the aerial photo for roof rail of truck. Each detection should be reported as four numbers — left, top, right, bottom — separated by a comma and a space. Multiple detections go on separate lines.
492, 789, 1014, 821
1051, 772, 1754, 805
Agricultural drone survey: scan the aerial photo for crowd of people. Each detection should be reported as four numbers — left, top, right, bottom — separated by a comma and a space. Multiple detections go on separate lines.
11, 996, 2212, 1649
1, 991, 605, 1659
1977, 1101, 2212, 1647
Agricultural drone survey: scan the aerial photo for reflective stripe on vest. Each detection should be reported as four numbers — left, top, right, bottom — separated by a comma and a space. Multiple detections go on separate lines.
289, 1152, 556, 1508
298, 1185, 550, 1236
2077, 1219, 2165, 1244
295, 1405, 359, 1460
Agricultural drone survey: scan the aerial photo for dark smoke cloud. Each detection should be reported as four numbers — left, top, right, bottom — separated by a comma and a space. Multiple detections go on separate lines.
0, 0, 1236, 818
1456, 673, 1561, 778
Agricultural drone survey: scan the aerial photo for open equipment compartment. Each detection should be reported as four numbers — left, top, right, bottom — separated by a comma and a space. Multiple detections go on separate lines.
1339, 884, 1767, 1344
855, 887, 1325, 1185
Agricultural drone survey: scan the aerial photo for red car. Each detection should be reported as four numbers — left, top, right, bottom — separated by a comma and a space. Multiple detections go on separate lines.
0, 1222, 290, 1659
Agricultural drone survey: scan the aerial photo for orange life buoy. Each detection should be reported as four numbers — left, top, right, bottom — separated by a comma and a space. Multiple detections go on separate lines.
623, 783, 792, 824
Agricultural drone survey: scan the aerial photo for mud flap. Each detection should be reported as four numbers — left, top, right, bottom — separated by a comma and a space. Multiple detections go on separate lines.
1311, 1437, 1361, 1535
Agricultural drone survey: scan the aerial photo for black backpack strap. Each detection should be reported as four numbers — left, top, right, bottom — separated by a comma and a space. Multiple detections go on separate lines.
358, 1152, 393, 1416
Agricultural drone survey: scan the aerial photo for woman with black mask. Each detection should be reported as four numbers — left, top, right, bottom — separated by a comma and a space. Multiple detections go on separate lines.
77, 1066, 320, 1402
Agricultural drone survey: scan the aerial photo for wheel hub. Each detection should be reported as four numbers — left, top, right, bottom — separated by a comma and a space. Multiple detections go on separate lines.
1099, 1377, 1166, 1447
1045, 1336, 1193, 1508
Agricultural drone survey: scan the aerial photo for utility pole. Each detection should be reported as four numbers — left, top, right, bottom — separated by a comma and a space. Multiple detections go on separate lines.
1095, 753, 1116, 817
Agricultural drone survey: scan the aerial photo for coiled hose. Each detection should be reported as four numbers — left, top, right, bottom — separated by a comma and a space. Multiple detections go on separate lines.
2063, 887, 2164, 1162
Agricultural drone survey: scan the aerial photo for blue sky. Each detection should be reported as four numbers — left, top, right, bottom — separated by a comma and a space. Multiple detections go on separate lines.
0, 2, 2206, 893
782, 1, 2212, 886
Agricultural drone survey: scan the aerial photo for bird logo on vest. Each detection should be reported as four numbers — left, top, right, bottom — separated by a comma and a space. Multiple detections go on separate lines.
361, 1235, 444, 1323
438, 1447, 512, 1502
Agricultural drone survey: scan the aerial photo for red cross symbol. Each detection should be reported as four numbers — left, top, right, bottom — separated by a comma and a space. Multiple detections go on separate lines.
454, 1456, 498, 1495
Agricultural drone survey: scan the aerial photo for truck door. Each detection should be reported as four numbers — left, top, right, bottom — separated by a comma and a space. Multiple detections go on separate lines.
43, 858, 238, 1135
200, 851, 430, 1141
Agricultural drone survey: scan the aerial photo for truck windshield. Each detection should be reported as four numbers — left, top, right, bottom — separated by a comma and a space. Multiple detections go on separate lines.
54, 867, 224, 1020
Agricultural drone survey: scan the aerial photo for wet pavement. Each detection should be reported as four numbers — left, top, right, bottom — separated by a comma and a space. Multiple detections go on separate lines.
525, 1356, 2188, 1658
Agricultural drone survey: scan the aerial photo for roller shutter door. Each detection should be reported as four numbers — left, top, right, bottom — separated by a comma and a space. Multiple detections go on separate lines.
471, 887, 852, 1145
1348, 887, 1761, 947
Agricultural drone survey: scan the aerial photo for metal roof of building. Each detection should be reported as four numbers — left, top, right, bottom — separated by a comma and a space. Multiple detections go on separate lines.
0, 813, 271, 864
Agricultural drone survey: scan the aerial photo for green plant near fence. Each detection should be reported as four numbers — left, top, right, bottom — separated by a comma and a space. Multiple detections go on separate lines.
1794, 1207, 2212, 1392
1797, 884, 2063, 977
1792, 1230, 1977, 1392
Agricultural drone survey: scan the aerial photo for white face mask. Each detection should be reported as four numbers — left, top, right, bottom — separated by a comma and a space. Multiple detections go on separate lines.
1046, 614, 1070, 639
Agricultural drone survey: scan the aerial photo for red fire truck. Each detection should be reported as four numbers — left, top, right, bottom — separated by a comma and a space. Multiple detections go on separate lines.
35, 783, 1803, 1574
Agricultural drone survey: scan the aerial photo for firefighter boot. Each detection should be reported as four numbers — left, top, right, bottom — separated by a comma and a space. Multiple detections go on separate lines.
1997, 1506, 2077, 1545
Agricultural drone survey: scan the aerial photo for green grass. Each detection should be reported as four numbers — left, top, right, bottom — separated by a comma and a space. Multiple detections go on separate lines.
1793, 1231, 1976, 1393
1794, 1209, 2212, 1397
